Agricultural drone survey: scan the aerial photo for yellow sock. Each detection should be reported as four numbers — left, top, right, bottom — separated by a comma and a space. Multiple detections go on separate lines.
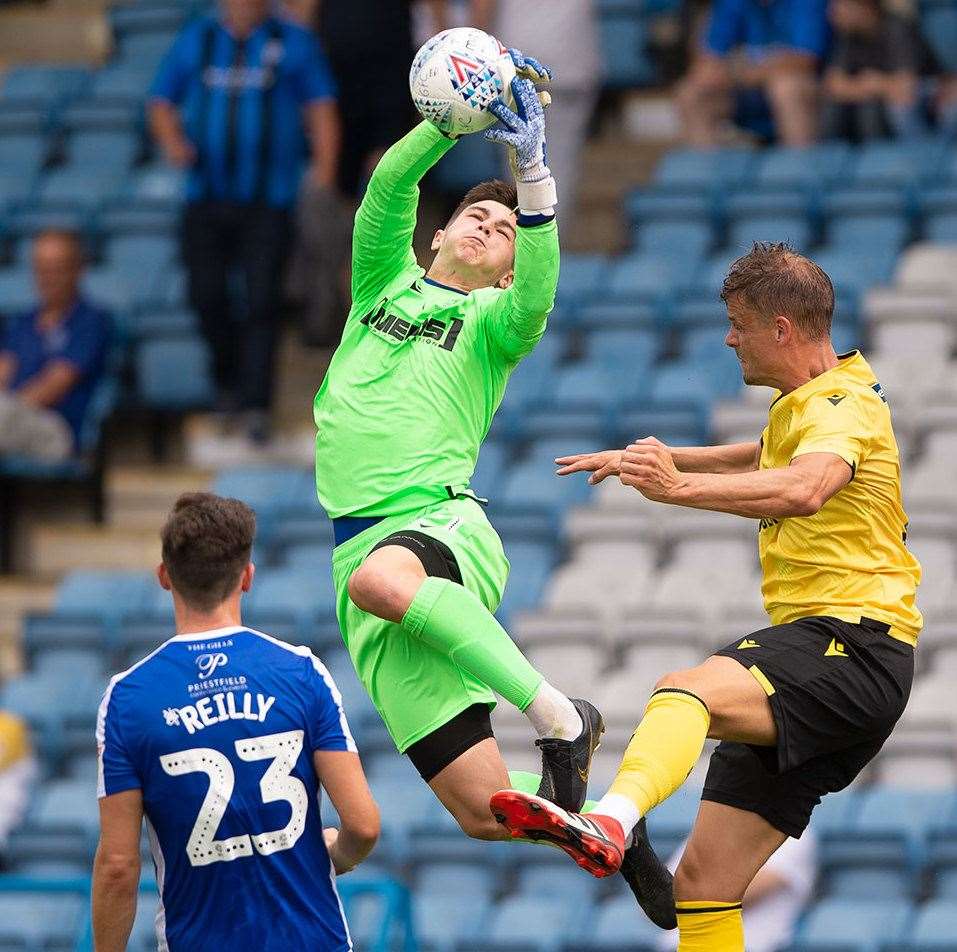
676, 901, 744, 951
608, 688, 710, 817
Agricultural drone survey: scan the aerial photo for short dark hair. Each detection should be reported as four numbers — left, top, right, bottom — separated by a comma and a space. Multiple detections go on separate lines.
448, 179, 518, 225
160, 492, 256, 611
720, 241, 834, 341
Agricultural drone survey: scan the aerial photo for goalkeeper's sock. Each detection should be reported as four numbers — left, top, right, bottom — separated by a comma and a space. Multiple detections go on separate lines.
401, 577, 543, 712
595, 688, 710, 824
524, 681, 582, 739
676, 901, 744, 951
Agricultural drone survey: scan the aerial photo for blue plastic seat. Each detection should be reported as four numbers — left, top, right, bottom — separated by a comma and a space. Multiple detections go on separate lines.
726, 215, 811, 253
413, 891, 489, 950
636, 219, 713, 261
795, 897, 911, 948
484, 895, 583, 950
599, 10, 655, 88
614, 402, 707, 447
651, 355, 741, 405
33, 647, 105, 681
69, 130, 139, 173
115, 31, 179, 72
0, 267, 36, 315
0, 893, 86, 949
572, 893, 666, 950
136, 335, 215, 409
501, 439, 595, 511
127, 895, 161, 952
557, 254, 610, 304
496, 539, 557, 620
811, 245, 898, 296
246, 565, 336, 620
850, 140, 945, 187
588, 327, 659, 372
128, 306, 197, 339
577, 301, 659, 329
753, 143, 851, 190
545, 362, 648, 411
827, 214, 908, 252
908, 899, 957, 948
471, 439, 507, 497
652, 149, 755, 194
925, 214, 957, 244
854, 788, 955, 848
415, 861, 495, 901
923, 7, 957, 72
87, 63, 155, 105
498, 333, 565, 415
30, 778, 100, 833
0, 132, 48, 175
0, 65, 89, 106
824, 864, 911, 900
607, 250, 691, 299
212, 467, 316, 520
0, 171, 37, 209
431, 134, 501, 195
23, 613, 109, 654
515, 861, 599, 904
36, 167, 124, 211
83, 264, 137, 314
55, 569, 155, 619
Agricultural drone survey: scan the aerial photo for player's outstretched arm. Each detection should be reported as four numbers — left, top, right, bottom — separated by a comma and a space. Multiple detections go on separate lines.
483, 76, 560, 358
555, 442, 760, 484
351, 122, 457, 307
314, 750, 380, 874
92, 789, 143, 952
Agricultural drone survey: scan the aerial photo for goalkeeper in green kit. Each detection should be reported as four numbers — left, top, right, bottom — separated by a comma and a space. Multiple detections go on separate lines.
313, 53, 604, 841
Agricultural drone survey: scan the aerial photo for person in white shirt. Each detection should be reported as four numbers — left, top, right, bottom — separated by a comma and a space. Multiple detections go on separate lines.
658, 829, 817, 952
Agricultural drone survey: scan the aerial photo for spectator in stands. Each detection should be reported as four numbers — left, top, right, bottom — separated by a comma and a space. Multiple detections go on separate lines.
658, 830, 817, 952
493, 0, 600, 219
149, 0, 340, 443
822, 0, 942, 142
0, 709, 36, 860
677, 0, 830, 147
0, 231, 112, 463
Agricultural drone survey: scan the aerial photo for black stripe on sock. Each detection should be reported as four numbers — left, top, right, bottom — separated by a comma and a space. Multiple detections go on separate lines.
676, 903, 743, 916
650, 687, 711, 716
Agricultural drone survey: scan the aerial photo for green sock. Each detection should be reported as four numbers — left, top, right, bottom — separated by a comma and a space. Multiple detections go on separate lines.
402, 576, 542, 710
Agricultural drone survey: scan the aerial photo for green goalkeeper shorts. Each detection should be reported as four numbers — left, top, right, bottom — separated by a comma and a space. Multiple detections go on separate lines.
331, 496, 510, 752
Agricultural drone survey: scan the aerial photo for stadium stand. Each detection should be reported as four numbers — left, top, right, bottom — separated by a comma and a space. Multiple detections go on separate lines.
2, 0, 957, 949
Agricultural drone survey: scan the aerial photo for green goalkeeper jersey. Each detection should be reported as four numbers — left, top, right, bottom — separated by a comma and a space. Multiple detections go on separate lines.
313, 121, 560, 519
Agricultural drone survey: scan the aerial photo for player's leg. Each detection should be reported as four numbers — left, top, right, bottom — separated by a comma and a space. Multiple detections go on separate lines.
672, 801, 786, 951
347, 504, 604, 810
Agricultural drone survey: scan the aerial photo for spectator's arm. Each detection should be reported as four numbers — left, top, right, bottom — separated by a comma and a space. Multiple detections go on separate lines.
16, 359, 80, 408
825, 66, 884, 102
92, 789, 142, 952
149, 99, 195, 169
744, 865, 791, 905
0, 352, 15, 390
314, 750, 380, 873
304, 99, 341, 190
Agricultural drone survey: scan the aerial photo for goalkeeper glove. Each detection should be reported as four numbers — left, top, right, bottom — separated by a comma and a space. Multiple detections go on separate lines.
484, 76, 557, 217
507, 48, 553, 85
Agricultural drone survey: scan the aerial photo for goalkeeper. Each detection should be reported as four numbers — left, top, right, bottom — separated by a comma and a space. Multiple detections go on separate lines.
313, 55, 603, 841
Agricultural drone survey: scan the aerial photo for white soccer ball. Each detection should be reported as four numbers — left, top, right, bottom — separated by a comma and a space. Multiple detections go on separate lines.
409, 28, 516, 138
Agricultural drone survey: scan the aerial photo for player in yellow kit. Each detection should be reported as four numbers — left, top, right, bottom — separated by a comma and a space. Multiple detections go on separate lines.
491, 242, 922, 952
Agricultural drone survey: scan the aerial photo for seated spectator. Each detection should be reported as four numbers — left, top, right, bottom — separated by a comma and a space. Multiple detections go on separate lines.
822, 0, 943, 142
659, 829, 817, 952
0, 231, 112, 463
0, 709, 37, 861
677, 0, 829, 147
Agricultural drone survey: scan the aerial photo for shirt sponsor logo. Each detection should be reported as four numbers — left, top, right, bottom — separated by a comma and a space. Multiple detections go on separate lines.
359, 307, 464, 351
196, 652, 228, 679
872, 381, 887, 403
163, 691, 276, 735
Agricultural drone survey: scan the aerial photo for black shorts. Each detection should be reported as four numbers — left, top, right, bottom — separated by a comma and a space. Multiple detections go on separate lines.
405, 703, 494, 782
702, 615, 914, 838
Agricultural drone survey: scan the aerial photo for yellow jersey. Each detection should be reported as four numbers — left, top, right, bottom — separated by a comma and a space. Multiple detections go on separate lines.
758, 350, 922, 645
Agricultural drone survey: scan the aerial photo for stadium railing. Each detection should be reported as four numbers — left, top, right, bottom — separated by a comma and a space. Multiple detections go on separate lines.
0, 874, 417, 952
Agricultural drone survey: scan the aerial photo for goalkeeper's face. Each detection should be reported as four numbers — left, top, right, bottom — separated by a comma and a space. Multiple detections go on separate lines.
431, 201, 517, 290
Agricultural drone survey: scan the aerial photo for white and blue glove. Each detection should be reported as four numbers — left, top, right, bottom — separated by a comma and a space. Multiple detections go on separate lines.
485, 75, 557, 217
507, 48, 553, 85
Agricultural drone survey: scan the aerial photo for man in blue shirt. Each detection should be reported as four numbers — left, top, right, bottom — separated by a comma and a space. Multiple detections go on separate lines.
0, 230, 111, 462
92, 492, 379, 952
677, 0, 829, 146
149, 0, 340, 444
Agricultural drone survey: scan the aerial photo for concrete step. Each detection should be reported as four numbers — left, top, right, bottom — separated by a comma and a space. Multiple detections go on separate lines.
0, 0, 109, 67
106, 466, 214, 528
28, 523, 161, 576
0, 578, 55, 677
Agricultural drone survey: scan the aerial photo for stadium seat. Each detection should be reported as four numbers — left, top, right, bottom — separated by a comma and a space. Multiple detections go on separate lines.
598, 8, 655, 88
480, 895, 584, 951
135, 335, 215, 409
556, 254, 611, 304
36, 167, 125, 212
925, 214, 957, 243
0, 171, 37, 210
0, 132, 48, 176
246, 565, 336, 622
55, 569, 155, 621
635, 219, 713, 263
569, 892, 668, 951
212, 467, 316, 521
587, 327, 660, 373
526, 643, 609, 694
923, 5, 957, 72
824, 863, 912, 900
414, 860, 495, 902
495, 539, 557, 621
651, 149, 755, 194
850, 140, 946, 188
895, 244, 957, 294
752, 143, 851, 191
607, 250, 690, 300
127, 162, 187, 208
0, 65, 89, 107
83, 264, 138, 314
726, 215, 811, 253
794, 897, 911, 949
0, 893, 86, 949
0, 267, 36, 315
828, 214, 909, 253
68, 129, 140, 173
898, 899, 957, 949
413, 891, 489, 951
500, 440, 595, 512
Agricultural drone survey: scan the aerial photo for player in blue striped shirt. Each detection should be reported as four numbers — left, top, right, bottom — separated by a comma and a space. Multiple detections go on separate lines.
92, 493, 379, 952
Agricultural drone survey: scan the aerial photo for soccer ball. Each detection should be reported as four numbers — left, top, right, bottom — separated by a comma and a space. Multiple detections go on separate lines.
409, 28, 516, 138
